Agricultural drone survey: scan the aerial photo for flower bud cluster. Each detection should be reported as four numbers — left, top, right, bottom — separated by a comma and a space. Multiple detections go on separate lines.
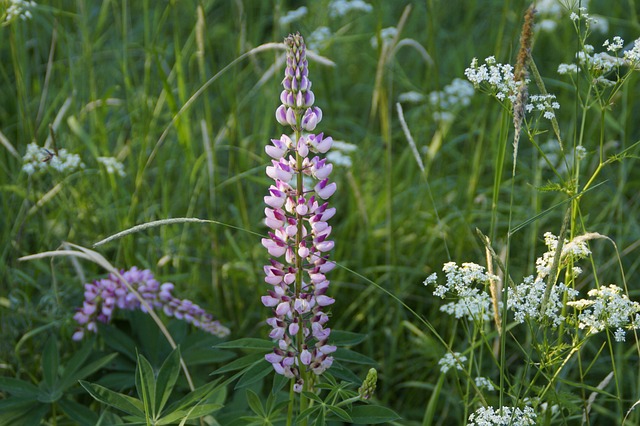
262, 33, 336, 391
72, 266, 229, 341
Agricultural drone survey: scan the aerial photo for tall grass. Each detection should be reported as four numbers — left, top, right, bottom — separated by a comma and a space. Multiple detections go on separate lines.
2, 0, 640, 424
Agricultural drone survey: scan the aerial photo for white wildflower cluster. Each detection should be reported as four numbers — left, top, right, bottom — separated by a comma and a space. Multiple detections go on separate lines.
328, 0, 372, 18
5, 0, 36, 22
474, 376, 495, 392
22, 142, 85, 176
567, 285, 640, 342
438, 352, 467, 374
325, 140, 357, 168
428, 78, 475, 122
557, 63, 580, 75
279, 6, 307, 25
467, 405, 536, 426
398, 91, 425, 104
370, 27, 397, 49
525, 94, 560, 120
428, 262, 499, 322
508, 276, 578, 326
307, 26, 332, 51
623, 38, 640, 67
576, 145, 587, 160
464, 56, 521, 103
536, 232, 591, 279
603, 36, 624, 52
97, 156, 126, 177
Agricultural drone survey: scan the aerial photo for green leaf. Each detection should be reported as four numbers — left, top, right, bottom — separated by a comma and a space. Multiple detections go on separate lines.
58, 397, 99, 426
214, 338, 273, 351
0, 377, 40, 397
98, 323, 138, 361
245, 389, 265, 417
58, 339, 93, 387
333, 348, 377, 365
349, 404, 401, 424
0, 398, 49, 426
235, 358, 272, 389
156, 403, 223, 424
327, 405, 352, 422
328, 361, 365, 384
330, 330, 367, 346
42, 336, 59, 390
164, 378, 223, 414
135, 352, 157, 419
80, 380, 145, 417
210, 352, 267, 375
155, 347, 181, 415
60, 352, 118, 390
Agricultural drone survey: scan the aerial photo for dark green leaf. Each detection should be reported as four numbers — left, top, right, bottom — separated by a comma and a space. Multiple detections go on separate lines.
164, 378, 223, 413
60, 352, 118, 390
210, 352, 267, 375
98, 323, 137, 361
0, 377, 39, 397
135, 352, 156, 419
349, 404, 401, 424
182, 347, 235, 365
0, 398, 49, 426
333, 348, 377, 365
330, 330, 367, 346
42, 336, 59, 390
214, 338, 273, 351
326, 404, 353, 422
328, 361, 364, 384
155, 347, 181, 415
235, 358, 272, 389
79, 380, 145, 417
58, 397, 99, 426
245, 389, 265, 417
156, 403, 223, 424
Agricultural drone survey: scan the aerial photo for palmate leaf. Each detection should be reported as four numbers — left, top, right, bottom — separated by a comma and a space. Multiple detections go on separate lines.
42, 336, 59, 391
79, 380, 145, 417
234, 358, 273, 390
0, 398, 49, 426
348, 405, 401, 424
135, 351, 157, 419
0, 377, 40, 398
154, 347, 181, 415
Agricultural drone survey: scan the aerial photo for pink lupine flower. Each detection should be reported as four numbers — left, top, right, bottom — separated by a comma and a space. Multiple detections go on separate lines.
262, 33, 337, 391
72, 267, 229, 340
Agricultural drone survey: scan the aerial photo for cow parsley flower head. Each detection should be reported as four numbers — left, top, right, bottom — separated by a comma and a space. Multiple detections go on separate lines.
328, 0, 372, 18
97, 156, 126, 177
567, 284, 640, 342
465, 56, 522, 104
438, 352, 467, 374
426, 262, 499, 322
467, 405, 536, 426
22, 142, 85, 176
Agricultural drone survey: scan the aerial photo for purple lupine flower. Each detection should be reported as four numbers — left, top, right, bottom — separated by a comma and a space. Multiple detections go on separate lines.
262, 33, 336, 391
72, 266, 230, 341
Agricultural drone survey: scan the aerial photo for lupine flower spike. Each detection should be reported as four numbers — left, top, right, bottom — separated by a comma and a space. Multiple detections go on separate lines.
72, 267, 229, 341
262, 33, 337, 392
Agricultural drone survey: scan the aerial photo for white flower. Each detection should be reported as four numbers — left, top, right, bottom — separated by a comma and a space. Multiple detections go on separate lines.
5, 0, 37, 22
279, 6, 308, 26
428, 78, 475, 121
370, 27, 397, 49
307, 26, 332, 51
22, 142, 85, 175
438, 352, 467, 374
474, 376, 495, 391
468, 405, 536, 426
398, 91, 425, 104
603, 36, 624, 52
567, 284, 640, 341
328, 0, 372, 18
97, 156, 126, 177
558, 63, 579, 75
325, 140, 357, 168
464, 57, 520, 105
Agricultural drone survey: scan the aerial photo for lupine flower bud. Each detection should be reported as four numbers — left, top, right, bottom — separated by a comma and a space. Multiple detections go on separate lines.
263, 33, 337, 391
358, 368, 378, 400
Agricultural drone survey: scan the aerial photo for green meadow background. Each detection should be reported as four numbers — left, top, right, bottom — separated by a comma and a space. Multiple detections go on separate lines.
2, 0, 640, 424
